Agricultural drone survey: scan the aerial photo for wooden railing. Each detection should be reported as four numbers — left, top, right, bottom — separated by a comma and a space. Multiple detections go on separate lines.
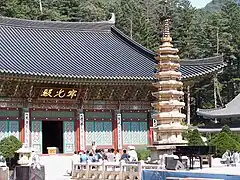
72, 161, 160, 180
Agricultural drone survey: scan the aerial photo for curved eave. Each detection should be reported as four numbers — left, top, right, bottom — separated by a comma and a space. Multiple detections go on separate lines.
197, 108, 240, 119
198, 127, 240, 133
0, 71, 153, 86
0, 70, 152, 80
181, 63, 226, 79
0, 62, 225, 83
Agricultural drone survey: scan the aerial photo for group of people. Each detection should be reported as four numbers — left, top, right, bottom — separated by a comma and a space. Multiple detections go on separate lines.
221, 150, 240, 166
71, 143, 138, 166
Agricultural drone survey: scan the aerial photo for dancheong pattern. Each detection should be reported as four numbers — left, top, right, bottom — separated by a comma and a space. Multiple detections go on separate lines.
0, 121, 8, 141
31, 121, 42, 153
0, 121, 19, 141
63, 121, 75, 153
122, 121, 148, 145
85, 121, 112, 146
9, 121, 19, 139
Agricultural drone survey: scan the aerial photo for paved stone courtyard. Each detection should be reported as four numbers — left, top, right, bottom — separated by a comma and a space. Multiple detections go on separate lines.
40, 155, 71, 180
39, 155, 240, 180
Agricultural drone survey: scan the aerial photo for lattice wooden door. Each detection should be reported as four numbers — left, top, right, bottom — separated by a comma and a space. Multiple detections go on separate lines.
122, 121, 148, 145
85, 121, 112, 146
31, 121, 42, 154
63, 121, 75, 153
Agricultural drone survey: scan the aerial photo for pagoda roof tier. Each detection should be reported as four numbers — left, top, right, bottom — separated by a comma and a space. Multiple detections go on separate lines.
152, 112, 186, 120
0, 16, 226, 82
152, 124, 188, 131
197, 93, 240, 118
155, 63, 180, 70
152, 90, 184, 97
151, 101, 185, 110
155, 54, 180, 61
152, 80, 183, 88
154, 71, 181, 79
151, 100, 185, 108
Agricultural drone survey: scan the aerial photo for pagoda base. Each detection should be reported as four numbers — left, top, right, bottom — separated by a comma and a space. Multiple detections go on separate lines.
148, 143, 186, 161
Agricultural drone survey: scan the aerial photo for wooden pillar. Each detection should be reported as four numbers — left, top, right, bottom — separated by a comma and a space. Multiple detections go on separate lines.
186, 85, 191, 125
19, 116, 24, 143
148, 111, 153, 145
75, 110, 80, 152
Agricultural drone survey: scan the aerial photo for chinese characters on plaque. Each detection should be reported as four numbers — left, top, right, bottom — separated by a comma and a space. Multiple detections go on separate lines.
39, 88, 79, 99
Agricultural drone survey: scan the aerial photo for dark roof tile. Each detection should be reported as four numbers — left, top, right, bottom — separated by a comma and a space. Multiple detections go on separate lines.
0, 17, 226, 80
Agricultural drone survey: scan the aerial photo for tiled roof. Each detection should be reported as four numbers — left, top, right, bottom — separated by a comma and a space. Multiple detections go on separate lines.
180, 56, 226, 79
0, 16, 226, 81
197, 93, 240, 118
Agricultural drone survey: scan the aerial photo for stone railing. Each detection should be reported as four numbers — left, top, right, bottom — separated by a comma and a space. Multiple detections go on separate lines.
0, 167, 9, 180
72, 161, 160, 180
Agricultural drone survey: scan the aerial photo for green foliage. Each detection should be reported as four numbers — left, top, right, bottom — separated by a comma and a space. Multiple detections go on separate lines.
182, 129, 192, 140
221, 125, 240, 143
210, 132, 240, 157
0, 136, 22, 159
187, 129, 205, 146
136, 148, 150, 160
221, 125, 231, 134
231, 133, 240, 143
203, 0, 232, 12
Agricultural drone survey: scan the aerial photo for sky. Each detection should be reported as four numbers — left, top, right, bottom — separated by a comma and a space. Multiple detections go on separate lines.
189, 0, 212, 8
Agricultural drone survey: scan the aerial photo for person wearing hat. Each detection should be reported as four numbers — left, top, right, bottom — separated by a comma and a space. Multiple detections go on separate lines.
128, 146, 138, 162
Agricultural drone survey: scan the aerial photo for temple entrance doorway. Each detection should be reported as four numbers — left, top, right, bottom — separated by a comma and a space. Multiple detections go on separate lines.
42, 121, 63, 154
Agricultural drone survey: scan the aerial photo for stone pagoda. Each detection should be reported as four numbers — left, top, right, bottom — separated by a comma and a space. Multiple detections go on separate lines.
148, 18, 187, 159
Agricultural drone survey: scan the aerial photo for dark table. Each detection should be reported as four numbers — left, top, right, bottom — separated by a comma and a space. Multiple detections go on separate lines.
14, 165, 45, 180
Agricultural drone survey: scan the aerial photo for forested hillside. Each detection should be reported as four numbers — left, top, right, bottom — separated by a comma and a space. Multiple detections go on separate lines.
203, 0, 232, 12
0, 0, 239, 123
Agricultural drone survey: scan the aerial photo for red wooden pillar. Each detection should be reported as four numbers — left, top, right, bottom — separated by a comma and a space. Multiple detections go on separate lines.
113, 111, 118, 150
75, 110, 80, 152
20, 118, 24, 143
148, 111, 153, 145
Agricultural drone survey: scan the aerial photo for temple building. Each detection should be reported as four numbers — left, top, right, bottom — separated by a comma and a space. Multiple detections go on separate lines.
0, 15, 225, 154
197, 93, 240, 132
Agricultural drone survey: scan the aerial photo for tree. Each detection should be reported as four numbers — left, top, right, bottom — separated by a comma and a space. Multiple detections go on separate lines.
210, 132, 240, 157
221, 125, 231, 134
136, 148, 150, 160
187, 129, 205, 146
0, 136, 22, 160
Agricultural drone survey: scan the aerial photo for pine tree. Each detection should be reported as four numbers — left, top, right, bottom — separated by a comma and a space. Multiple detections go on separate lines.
188, 129, 205, 146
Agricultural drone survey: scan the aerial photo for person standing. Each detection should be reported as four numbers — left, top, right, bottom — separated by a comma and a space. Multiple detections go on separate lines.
92, 142, 97, 154
107, 149, 115, 162
115, 149, 121, 162
128, 146, 138, 162
80, 151, 88, 163
120, 149, 129, 162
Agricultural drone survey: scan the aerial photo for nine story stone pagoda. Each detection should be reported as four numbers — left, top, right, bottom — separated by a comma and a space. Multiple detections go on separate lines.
149, 18, 187, 158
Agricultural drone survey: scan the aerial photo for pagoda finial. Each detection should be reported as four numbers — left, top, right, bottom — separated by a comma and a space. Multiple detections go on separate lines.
162, 18, 171, 42
160, 0, 172, 43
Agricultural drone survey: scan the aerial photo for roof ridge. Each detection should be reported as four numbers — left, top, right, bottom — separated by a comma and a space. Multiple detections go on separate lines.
111, 26, 156, 61
0, 16, 115, 31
